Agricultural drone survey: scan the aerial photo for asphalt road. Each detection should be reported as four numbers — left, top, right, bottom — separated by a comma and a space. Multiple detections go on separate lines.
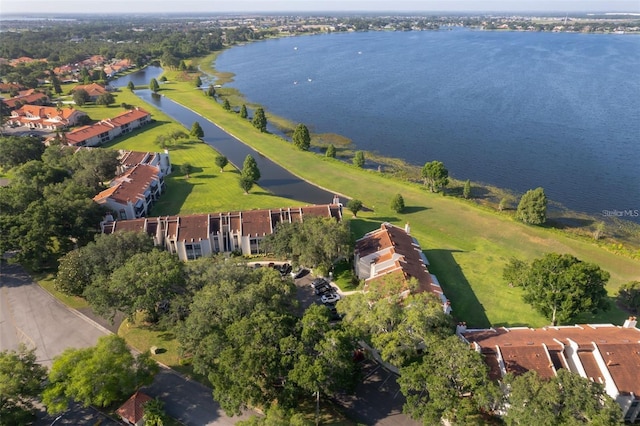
0, 262, 109, 367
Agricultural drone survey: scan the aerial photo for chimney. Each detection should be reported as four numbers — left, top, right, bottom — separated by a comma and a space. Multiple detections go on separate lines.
332, 194, 340, 205
404, 222, 410, 234
456, 322, 467, 335
622, 316, 637, 329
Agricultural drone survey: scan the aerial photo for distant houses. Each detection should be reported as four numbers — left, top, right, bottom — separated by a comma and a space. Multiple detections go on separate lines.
100, 204, 343, 261
47, 107, 152, 147
8, 105, 87, 130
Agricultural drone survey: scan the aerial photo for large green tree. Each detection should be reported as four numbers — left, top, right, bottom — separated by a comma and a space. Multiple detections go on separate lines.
252, 107, 267, 132
346, 199, 363, 217
262, 216, 350, 273
390, 193, 405, 213
0, 136, 45, 171
241, 154, 261, 183
617, 280, 640, 314
504, 370, 622, 425
72, 88, 90, 106
352, 151, 365, 168
421, 160, 449, 192
325, 144, 336, 158
292, 123, 311, 150
149, 78, 160, 93
96, 92, 115, 106
239, 176, 254, 194
84, 250, 184, 322
177, 265, 298, 415
504, 253, 610, 325
42, 335, 158, 414
398, 335, 500, 425
55, 231, 155, 296
516, 187, 547, 225
0, 345, 48, 425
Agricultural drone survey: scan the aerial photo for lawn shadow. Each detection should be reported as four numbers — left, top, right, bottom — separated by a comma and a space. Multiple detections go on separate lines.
425, 249, 491, 329
195, 174, 217, 179
150, 178, 195, 216
403, 205, 429, 214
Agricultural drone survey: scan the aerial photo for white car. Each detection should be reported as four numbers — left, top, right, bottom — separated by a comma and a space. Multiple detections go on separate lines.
321, 293, 341, 304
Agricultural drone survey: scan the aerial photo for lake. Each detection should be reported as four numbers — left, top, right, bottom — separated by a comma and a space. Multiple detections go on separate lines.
215, 29, 640, 222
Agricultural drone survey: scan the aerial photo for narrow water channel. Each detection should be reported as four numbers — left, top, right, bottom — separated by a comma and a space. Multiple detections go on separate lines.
130, 87, 338, 206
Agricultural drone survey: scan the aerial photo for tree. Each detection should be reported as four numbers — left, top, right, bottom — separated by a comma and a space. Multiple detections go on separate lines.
127, 81, 135, 91
51, 76, 62, 94
325, 144, 336, 158
143, 398, 167, 426
177, 265, 299, 416
421, 160, 449, 192
391, 193, 405, 213
239, 176, 254, 194
190, 121, 204, 138
55, 231, 155, 297
292, 123, 311, 151
215, 155, 228, 172
67, 147, 120, 191
263, 216, 350, 273
42, 335, 158, 414
223, 98, 231, 111
593, 221, 605, 240
241, 154, 260, 183
346, 199, 363, 217
516, 187, 547, 225
398, 335, 499, 425
0, 136, 45, 170
72, 88, 90, 106
617, 281, 640, 314
237, 403, 312, 426
252, 107, 267, 132
207, 85, 216, 98
181, 162, 192, 178
96, 92, 115, 106
240, 104, 248, 118
149, 78, 160, 93
353, 151, 365, 168
504, 253, 610, 325
84, 250, 184, 322
463, 179, 471, 199
194, 75, 202, 88
504, 370, 622, 425
498, 197, 509, 211
0, 345, 48, 425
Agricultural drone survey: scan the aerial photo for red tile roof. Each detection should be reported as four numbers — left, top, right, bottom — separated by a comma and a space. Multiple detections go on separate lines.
116, 391, 152, 424
93, 164, 159, 206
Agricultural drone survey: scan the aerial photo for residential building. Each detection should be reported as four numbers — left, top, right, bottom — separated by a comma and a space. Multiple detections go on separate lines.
354, 222, 451, 313
116, 391, 152, 426
52, 107, 151, 147
459, 318, 640, 422
8, 105, 87, 130
93, 164, 165, 220
117, 149, 172, 176
1, 91, 49, 111
100, 203, 343, 260
70, 82, 109, 101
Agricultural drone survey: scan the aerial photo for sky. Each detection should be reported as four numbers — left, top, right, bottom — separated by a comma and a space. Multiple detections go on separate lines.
1, 0, 639, 15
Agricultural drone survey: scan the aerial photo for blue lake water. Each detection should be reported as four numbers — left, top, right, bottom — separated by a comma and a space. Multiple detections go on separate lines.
216, 30, 640, 222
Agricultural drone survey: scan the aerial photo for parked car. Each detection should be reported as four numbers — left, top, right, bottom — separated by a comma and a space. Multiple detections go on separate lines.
292, 268, 308, 279
315, 284, 333, 295
279, 263, 292, 276
310, 278, 328, 289
321, 293, 341, 304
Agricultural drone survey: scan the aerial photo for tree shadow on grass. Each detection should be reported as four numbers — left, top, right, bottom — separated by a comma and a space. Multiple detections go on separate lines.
149, 178, 196, 216
403, 205, 429, 214
425, 249, 491, 329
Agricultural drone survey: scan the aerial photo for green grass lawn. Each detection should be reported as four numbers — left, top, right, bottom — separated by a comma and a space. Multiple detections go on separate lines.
155, 67, 640, 329
34, 273, 90, 310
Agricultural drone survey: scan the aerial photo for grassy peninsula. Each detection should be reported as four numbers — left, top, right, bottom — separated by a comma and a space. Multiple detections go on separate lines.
103, 63, 640, 330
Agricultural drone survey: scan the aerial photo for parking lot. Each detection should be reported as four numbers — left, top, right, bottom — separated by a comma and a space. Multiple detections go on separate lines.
292, 269, 343, 317
1, 124, 53, 139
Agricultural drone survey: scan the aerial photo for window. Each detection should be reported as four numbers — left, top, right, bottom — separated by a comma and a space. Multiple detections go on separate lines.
119, 209, 127, 220
185, 243, 202, 260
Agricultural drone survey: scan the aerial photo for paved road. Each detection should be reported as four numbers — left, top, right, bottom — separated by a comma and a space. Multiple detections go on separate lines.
0, 262, 109, 367
143, 368, 255, 425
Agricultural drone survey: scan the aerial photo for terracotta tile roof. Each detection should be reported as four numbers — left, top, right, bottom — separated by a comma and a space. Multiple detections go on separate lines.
93, 164, 159, 208
462, 324, 640, 396
65, 122, 113, 146
2, 92, 49, 109
116, 391, 152, 424
71, 82, 107, 97
241, 210, 272, 236
356, 223, 443, 299
120, 151, 150, 168
109, 108, 150, 126
176, 214, 209, 242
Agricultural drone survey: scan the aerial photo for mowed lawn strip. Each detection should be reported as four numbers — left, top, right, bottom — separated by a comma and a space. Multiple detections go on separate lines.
158, 68, 640, 328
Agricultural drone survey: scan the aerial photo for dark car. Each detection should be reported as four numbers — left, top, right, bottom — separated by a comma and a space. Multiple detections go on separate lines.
310, 278, 329, 289
315, 284, 333, 295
